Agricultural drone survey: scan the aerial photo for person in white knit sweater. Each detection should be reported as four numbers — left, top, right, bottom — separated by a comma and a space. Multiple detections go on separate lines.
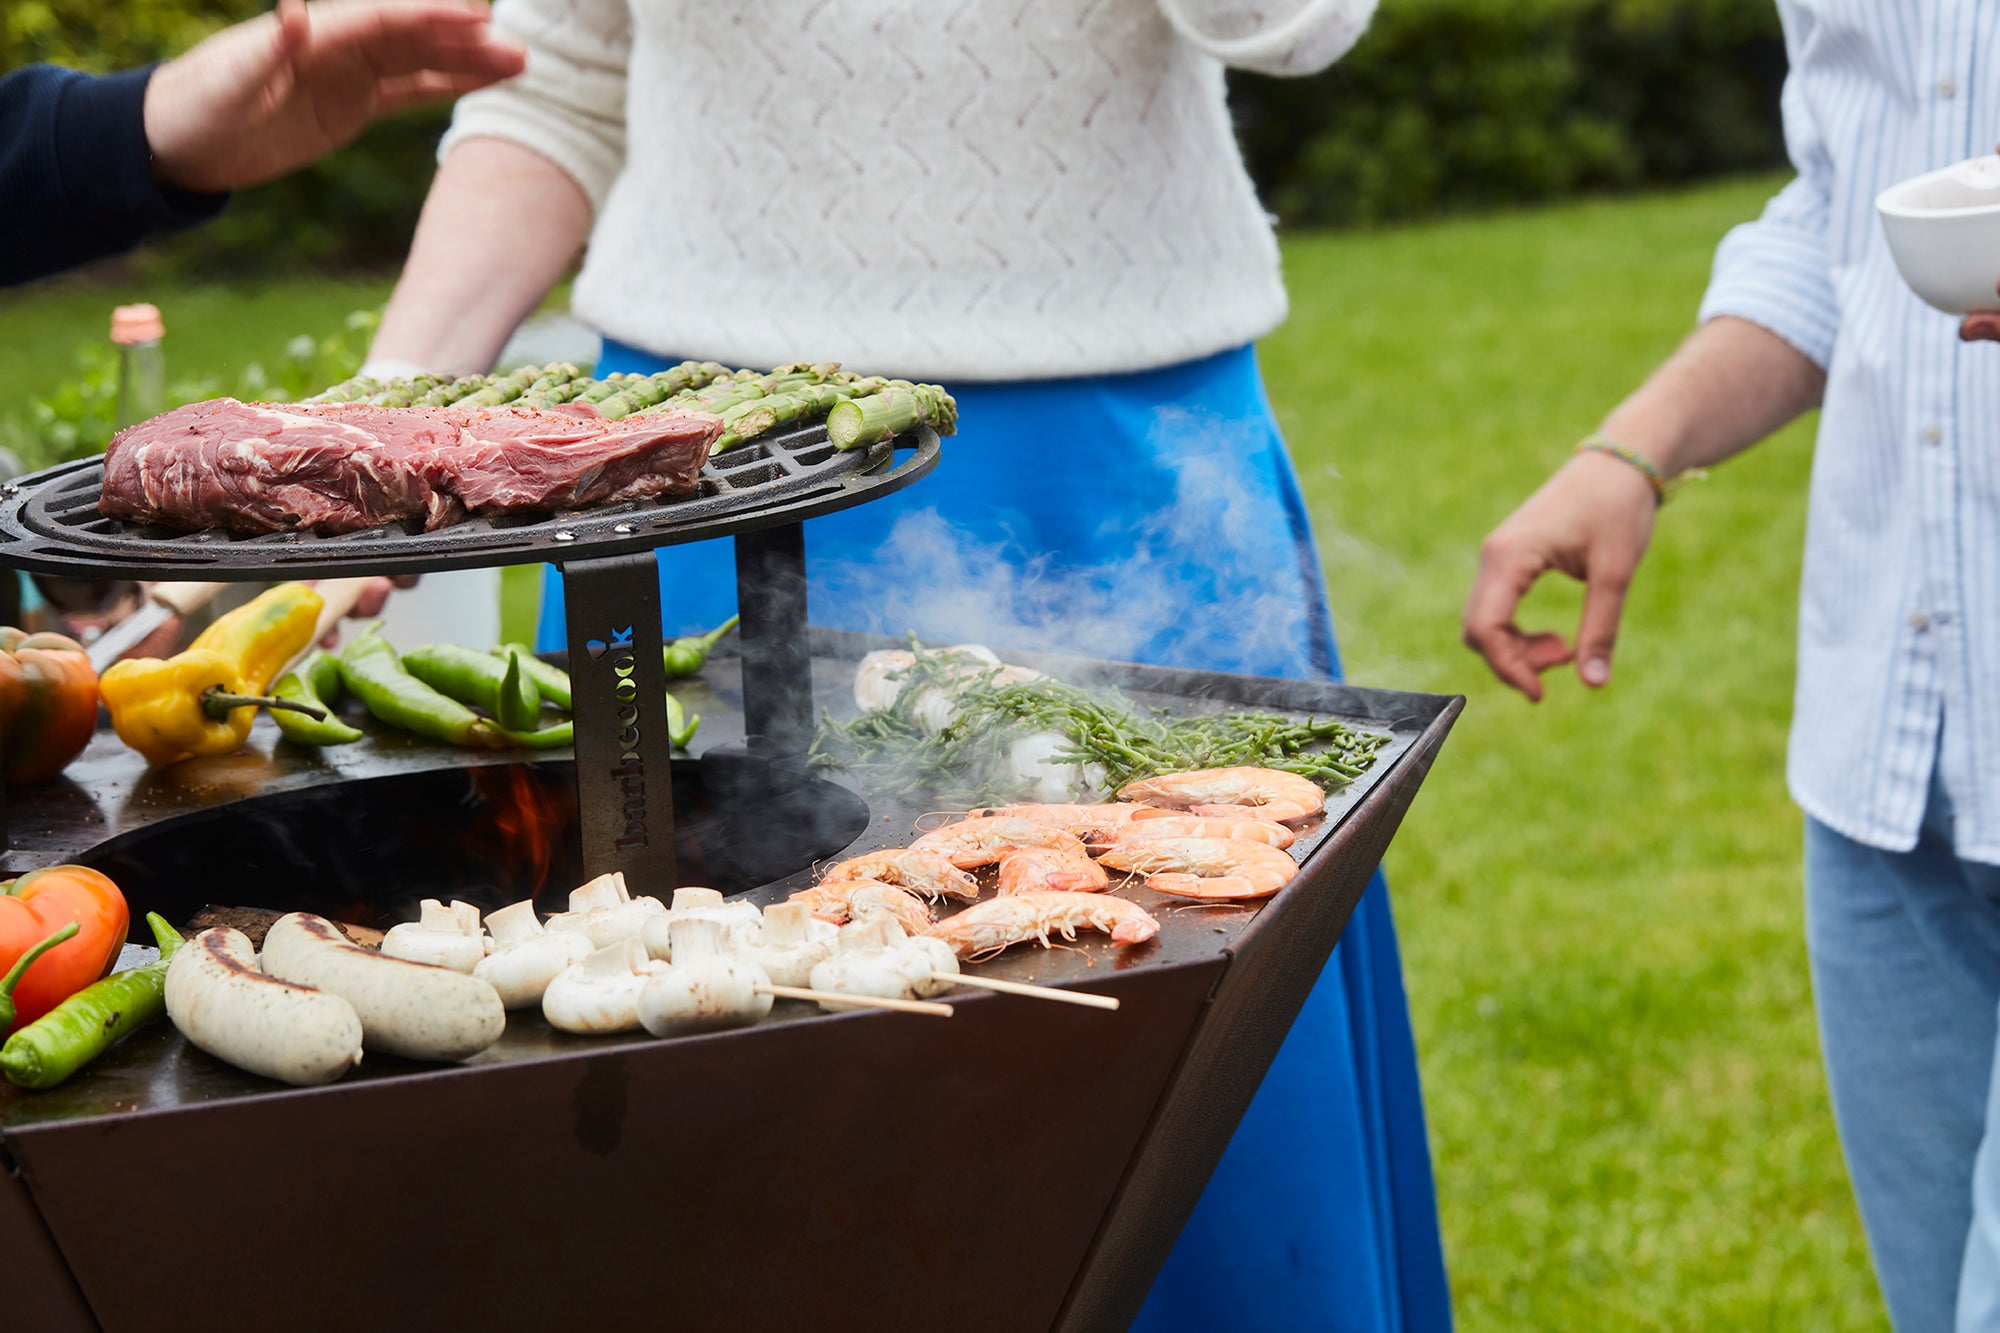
370, 3, 1452, 1328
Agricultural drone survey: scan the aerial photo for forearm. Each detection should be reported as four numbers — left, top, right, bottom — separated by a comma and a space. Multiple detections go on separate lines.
370, 136, 592, 375
1600, 315, 1826, 479
0, 65, 227, 287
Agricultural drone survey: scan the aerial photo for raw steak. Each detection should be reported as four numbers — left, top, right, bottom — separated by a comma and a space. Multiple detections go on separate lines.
99, 398, 724, 535
99, 399, 439, 535
425, 402, 719, 515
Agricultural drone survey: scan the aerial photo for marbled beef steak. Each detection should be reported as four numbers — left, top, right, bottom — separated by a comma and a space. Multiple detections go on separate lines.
99, 398, 723, 536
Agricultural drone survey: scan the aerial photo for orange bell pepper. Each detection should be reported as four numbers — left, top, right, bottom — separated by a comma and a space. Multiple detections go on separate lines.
0, 628, 99, 783
0, 866, 127, 1034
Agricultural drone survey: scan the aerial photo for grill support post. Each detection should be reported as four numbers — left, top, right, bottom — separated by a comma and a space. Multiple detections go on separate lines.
733, 522, 813, 764
558, 551, 678, 898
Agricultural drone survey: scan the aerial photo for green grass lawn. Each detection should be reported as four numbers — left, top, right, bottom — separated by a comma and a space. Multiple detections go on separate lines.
0, 176, 1878, 1327
1268, 177, 1884, 1329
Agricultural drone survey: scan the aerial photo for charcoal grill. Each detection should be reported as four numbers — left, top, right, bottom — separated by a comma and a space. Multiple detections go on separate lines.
0, 421, 940, 894
0, 426, 1462, 1333
0, 634, 1459, 1332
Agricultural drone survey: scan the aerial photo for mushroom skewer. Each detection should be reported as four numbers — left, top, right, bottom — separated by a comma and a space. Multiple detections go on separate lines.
933, 973, 1120, 1010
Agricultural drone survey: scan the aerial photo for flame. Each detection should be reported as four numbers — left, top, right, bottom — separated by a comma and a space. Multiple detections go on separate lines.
473, 765, 570, 901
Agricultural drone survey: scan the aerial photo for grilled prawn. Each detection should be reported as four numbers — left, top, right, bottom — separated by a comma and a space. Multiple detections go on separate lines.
1118, 766, 1326, 824
928, 891, 1160, 957
1096, 836, 1299, 901
909, 816, 1091, 869
969, 802, 1152, 835
995, 847, 1109, 895
821, 848, 980, 903
787, 880, 937, 936
1091, 814, 1295, 850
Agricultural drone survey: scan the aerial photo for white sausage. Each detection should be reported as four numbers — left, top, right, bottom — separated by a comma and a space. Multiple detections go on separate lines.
261, 913, 505, 1062
165, 928, 363, 1087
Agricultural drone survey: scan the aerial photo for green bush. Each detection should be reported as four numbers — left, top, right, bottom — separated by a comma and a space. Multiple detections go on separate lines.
5, 0, 446, 274
1230, 0, 1788, 226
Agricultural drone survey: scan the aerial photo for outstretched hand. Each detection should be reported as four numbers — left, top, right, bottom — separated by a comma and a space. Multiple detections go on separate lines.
1461, 452, 1660, 702
143, 0, 525, 196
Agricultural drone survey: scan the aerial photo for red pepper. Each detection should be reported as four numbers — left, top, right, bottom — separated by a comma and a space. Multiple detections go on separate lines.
0, 866, 128, 1034
0, 628, 99, 783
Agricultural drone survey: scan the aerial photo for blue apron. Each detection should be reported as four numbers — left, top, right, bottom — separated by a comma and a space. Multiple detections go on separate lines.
542, 342, 1452, 1331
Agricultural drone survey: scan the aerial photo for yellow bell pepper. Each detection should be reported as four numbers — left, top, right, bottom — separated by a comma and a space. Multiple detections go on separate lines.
100, 584, 325, 767
187, 582, 324, 694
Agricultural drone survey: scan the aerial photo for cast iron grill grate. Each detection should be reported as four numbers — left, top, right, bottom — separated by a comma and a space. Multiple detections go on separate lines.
0, 420, 940, 580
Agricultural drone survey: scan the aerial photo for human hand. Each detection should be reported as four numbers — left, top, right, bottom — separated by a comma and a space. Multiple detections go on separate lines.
317, 575, 420, 648
1461, 452, 1660, 702
143, 0, 525, 196
1963, 285, 2000, 342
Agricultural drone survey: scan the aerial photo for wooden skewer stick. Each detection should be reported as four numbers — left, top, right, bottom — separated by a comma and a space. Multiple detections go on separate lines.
757, 984, 953, 1018
932, 973, 1120, 1010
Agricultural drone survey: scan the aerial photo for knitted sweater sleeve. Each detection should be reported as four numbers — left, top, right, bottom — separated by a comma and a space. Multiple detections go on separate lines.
438, 0, 630, 212
1156, 0, 1377, 76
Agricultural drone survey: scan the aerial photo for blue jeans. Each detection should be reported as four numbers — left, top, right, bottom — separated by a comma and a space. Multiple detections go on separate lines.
1807, 780, 2000, 1331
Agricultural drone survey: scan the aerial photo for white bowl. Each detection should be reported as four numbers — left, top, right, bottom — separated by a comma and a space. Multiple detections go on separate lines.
1878, 156, 2000, 314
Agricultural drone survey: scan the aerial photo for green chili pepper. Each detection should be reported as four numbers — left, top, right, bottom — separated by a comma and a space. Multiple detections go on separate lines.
499, 719, 574, 749
338, 631, 509, 749
494, 644, 695, 745
493, 643, 572, 710
271, 651, 365, 747
403, 643, 542, 732
663, 615, 739, 678
0, 913, 182, 1090
667, 691, 699, 749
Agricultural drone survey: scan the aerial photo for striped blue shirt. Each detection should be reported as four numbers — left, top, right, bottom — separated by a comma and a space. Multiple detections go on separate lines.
1697, 0, 2000, 859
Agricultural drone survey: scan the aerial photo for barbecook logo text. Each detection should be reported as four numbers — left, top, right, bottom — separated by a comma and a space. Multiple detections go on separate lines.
588, 626, 648, 850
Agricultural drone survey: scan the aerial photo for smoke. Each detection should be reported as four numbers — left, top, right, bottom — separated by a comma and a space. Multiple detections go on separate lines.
814, 410, 1329, 678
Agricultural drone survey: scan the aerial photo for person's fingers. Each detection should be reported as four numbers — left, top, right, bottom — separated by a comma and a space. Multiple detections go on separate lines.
1963, 313, 2000, 343
1521, 631, 1574, 674
276, 0, 312, 58
349, 28, 526, 83
1463, 533, 1557, 701
349, 576, 397, 620
304, 1, 502, 63
1573, 553, 1636, 688
373, 66, 516, 114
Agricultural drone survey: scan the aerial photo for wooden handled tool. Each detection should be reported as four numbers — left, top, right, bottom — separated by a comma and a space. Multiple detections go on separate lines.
84, 580, 228, 671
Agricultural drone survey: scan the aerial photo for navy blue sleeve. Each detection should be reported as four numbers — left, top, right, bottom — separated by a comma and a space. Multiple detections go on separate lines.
0, 65, 230, 287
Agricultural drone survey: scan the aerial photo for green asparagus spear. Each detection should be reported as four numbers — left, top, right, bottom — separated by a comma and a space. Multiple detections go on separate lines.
825, 382, 958, 449
714, 382, 861, 450
573, 373, 636, 406
603, 360, 733, 418
414, 374, 493, 407
308, 376, 380, 404
454, 365, 542, 408
370, 374, 446, 407
513, 363, 580, 406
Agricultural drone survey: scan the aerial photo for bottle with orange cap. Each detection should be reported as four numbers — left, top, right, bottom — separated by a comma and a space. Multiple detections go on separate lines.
110, 304, 165, 430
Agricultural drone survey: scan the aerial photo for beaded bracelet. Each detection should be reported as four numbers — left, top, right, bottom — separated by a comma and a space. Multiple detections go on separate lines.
1576, 434, 1675, 504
